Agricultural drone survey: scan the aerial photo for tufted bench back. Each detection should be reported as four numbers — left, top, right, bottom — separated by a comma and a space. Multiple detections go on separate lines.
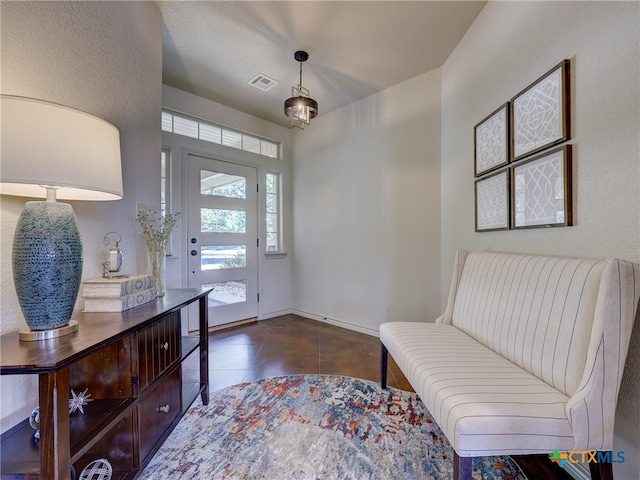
445, 251, 604, 396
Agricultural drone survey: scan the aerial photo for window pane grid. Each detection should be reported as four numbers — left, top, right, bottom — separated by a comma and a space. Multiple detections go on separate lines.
173, 115, 198, 138
200, 124, 222, 144
161, 149, 170, 218
161, 111, 173, 132
162, 110, 279, 160
261, 141, 278, 158
266, 193, 278, 213
266, 172, 281, 252
242, 135, 261, 154
222, 130, 242, 149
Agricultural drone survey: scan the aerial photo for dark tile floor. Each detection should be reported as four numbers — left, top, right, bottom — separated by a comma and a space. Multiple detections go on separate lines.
196, 314, 573, 480
200, 313, 412, 392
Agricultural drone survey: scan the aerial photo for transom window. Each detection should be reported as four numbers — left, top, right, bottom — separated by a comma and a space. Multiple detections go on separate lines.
162, 110, 279, 159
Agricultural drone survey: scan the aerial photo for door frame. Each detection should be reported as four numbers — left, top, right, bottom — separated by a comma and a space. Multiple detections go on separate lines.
162, 125, 291, 333
174, 144, 268, 331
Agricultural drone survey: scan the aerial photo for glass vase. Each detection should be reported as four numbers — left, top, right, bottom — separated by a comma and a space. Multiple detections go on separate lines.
150, 249, 166, 297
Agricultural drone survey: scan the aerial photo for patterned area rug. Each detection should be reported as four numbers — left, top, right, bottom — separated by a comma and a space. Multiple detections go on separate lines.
139, 375, 527, 479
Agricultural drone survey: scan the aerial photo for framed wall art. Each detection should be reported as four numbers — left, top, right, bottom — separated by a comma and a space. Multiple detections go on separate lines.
475, 168, 510, 232
474, 103, 509, 177
512, 145, 572, 229
511, 60, 570, 161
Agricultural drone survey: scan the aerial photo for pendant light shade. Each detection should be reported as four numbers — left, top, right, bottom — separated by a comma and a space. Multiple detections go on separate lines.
284, 51, 318, 129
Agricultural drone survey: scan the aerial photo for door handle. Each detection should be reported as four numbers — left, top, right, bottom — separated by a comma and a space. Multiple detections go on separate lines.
190, 250, 198, 256
190, 238, 197, 244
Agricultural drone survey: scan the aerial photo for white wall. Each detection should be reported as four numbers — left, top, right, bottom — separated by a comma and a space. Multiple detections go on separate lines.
0, 1, 162, 432
441, 2, 640, 478
161, 85, 294, 318
292, 69, 442, 335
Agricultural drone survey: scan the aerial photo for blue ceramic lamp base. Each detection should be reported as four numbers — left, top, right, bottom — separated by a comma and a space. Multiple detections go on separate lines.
13, 200, 83, 341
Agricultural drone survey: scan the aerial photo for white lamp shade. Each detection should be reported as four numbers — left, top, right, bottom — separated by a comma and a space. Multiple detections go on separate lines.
0, 95, 123, 201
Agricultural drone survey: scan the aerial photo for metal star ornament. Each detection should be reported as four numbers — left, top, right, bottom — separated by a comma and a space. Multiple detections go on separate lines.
69, 388, 94, 414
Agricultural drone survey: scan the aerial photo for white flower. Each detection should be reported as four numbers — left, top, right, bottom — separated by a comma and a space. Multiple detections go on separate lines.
137, 210, 181, 253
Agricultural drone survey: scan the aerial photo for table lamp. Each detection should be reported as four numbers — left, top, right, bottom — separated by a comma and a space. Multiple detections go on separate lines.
0, 95, 123, 341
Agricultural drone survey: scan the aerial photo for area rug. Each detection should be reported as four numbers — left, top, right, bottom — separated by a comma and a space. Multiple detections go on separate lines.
138, 375, 526, 479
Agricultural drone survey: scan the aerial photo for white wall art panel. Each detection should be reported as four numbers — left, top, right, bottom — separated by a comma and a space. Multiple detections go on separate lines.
474, 103, 509, 176
513, 146, 571, 228
512, 60, 570, 160
475, 169, 509, 231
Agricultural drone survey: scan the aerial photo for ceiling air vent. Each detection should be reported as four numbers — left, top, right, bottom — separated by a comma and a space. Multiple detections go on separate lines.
248, 73, 279, 92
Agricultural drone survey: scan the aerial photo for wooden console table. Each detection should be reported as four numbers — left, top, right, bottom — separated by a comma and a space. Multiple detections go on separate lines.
0, 288, 211, 480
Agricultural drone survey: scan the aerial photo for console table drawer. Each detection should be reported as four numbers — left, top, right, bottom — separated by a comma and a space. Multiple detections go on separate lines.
138, 312, 181, 390
138, 367, 181, 463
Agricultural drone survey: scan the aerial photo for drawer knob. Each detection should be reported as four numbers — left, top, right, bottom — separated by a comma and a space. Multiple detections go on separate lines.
156, 404, 170, 413
159, 342, 169, 351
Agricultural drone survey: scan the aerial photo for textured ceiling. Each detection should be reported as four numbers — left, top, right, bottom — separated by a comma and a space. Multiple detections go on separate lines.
159, 1, 486, 128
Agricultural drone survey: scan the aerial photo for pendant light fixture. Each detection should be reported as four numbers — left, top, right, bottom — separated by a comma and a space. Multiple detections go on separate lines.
284, 50, 318, 129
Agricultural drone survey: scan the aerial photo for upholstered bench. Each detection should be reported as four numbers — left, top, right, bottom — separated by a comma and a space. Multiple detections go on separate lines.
380, 250, 640, 480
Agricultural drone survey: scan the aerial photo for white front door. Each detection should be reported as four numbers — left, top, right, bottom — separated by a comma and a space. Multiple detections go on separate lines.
186, 154, 258, 329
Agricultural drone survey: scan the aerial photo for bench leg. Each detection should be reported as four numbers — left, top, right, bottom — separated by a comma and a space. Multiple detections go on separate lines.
453, 452, 472, 480
380, 342, 388, 389
589, 452, 613, 480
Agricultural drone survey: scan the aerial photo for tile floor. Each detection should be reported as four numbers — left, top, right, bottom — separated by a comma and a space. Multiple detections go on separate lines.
190, 313, 573, 480
198, 313, 412, 392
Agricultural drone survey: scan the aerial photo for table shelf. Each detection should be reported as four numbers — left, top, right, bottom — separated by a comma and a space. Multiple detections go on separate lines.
0, 288, 211, 480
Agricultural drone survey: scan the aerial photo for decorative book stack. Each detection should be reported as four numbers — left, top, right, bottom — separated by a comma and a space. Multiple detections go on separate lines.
82, 274, 156, 312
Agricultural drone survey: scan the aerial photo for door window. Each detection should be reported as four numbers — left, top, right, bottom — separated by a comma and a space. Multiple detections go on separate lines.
200, 170, 246, 198
201, 208, 246, 233
200, 245, 246, 270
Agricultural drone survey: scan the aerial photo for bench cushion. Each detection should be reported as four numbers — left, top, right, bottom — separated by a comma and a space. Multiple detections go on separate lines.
380, 321, 574, 456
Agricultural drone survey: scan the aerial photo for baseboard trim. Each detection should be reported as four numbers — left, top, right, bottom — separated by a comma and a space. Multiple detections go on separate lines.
207, 317, 257, 332
291, 309, 379, 337
259, 308, 294, 320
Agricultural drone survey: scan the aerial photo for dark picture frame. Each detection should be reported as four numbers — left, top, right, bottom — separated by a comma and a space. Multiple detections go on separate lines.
474, 103, 510, 177
511, 60, 570, 162
512, 145, 572, 229
475, 168, 510, 232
